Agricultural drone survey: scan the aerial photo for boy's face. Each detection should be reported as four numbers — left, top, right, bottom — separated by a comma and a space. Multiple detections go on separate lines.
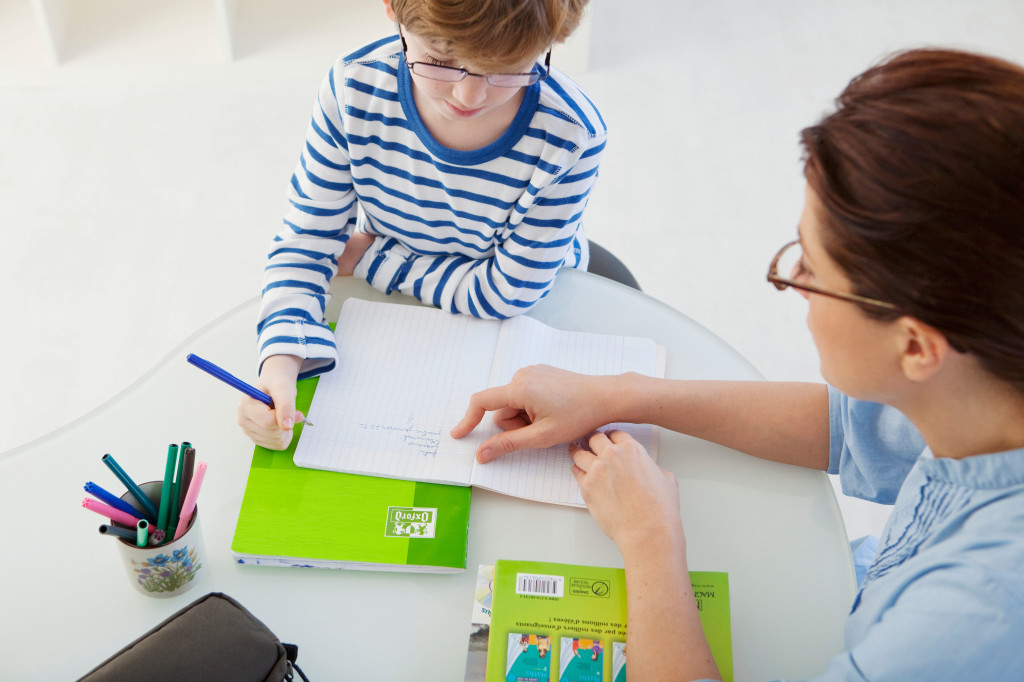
401, 28, 538, 124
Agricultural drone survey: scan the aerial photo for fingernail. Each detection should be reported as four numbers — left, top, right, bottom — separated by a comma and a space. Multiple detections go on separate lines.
478, 447, 492, 462
282, 417, 294, 429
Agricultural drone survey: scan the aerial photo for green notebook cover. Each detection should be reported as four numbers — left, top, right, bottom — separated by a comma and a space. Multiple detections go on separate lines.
231, 374, 472, 573
473, 560, 732, 681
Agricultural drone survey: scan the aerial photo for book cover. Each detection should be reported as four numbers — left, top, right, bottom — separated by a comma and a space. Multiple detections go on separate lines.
472, 560, 732, 682
465, 564, 495, 681
231, 373, 471, 573
294, 299, 663, 507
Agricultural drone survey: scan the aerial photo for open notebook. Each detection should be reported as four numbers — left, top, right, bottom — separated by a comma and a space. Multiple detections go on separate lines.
293, 299, 664, 507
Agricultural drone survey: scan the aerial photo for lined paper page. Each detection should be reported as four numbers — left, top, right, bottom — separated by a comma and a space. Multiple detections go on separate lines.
469, 315, 661, 507
293, 299, 499, 485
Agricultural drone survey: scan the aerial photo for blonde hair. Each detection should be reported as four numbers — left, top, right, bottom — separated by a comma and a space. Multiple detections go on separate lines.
391, 0, 588, 71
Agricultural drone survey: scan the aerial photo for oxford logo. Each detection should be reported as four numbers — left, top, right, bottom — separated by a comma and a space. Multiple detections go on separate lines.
385, 506, 437, 538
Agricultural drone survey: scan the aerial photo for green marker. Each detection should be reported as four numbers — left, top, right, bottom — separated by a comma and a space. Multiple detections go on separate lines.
157, 444, 179, 534
168, 441, 191, 537
101, 453, 159, 521
136, 519, 149, 547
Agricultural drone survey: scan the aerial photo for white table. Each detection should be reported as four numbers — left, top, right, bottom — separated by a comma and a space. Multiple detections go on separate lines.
0, 270, 855, 680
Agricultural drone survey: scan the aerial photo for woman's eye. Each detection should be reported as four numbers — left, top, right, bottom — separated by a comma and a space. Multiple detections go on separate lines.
791, 257, 813, 281
424, 55, 448, 66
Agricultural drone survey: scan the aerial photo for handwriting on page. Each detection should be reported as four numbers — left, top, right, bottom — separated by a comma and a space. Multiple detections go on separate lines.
357, 422, 442, 458
293, 299, 500, 485
291, 298, 662, 504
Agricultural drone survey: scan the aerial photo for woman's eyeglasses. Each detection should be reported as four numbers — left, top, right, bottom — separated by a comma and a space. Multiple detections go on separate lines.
766, 239, 898, 311
399, 28, 550, 88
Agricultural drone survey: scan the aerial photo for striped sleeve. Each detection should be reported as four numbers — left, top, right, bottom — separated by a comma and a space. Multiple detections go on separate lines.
256, 65, 357, 377
355, 134, 607, 319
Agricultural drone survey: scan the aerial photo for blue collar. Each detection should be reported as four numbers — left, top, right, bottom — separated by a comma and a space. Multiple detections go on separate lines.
919, 446, 1024, 489
397, 52, 541, 166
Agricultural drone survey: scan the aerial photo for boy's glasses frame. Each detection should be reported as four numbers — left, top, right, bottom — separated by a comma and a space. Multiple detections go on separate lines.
398, 27, 550, 88
766, 239, 899, 311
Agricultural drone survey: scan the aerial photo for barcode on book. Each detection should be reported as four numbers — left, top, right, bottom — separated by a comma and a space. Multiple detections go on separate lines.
516, 572, 564, 598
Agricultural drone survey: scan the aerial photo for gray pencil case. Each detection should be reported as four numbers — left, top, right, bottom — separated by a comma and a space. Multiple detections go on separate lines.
77, 591, 308, 681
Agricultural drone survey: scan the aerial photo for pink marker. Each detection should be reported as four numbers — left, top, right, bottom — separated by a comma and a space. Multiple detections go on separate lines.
173, 461, 207, 541
82, 498, 143, 528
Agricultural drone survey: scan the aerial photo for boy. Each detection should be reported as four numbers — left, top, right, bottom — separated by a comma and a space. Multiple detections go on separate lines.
241, 0, 605, 449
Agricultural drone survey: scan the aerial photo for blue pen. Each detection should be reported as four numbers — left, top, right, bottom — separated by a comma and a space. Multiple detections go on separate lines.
84, 482, 149, 521
186, 353, 314, 427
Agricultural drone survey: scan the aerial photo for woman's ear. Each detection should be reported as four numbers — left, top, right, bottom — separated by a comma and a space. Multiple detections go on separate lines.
382, 0, 397, 23
898, 317, 954, 382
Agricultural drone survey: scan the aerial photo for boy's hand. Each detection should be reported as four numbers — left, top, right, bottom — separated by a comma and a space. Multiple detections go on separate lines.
450, 365, 615, 463
337, 232, 376, 276
237, 354, 305, 450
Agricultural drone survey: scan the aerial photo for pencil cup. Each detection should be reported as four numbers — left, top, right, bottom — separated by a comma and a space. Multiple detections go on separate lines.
112, 481, 205, 598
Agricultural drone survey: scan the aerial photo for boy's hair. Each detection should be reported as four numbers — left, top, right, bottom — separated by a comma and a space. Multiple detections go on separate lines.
390, 0, 588, 71
801, 48, 1024, 392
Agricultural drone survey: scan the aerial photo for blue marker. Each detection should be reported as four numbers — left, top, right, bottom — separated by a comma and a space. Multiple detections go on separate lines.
85, 482, 150, 521
186, 354, 313, 427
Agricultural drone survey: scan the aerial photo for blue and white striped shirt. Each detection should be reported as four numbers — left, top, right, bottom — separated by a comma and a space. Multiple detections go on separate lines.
258, 36, 607, 377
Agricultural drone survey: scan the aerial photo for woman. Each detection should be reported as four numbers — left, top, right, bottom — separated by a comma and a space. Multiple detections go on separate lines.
451, 48, 1024, 680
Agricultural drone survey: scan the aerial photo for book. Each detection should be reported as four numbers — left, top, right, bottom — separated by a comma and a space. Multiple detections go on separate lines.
465, 560, 733, 682
293, 299, 664, 507
230, 372, 471, 573
465, 564, 496, 682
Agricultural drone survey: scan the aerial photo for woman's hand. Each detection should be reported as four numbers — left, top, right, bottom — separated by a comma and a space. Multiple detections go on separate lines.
570, 430, 685, 551
572, 431, 720, 681
236, 354, 305, 450
450, 365, 619, 463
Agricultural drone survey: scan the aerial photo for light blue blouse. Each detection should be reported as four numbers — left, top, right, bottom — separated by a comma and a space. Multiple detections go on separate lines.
692, 388, 1024, 681
808, 387, 1024, 681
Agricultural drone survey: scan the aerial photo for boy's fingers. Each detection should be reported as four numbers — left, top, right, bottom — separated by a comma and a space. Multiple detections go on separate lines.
258, 430, 293, 451
267, 391, 297, 430
239, 396, 277, 429
278, 411, 296, 430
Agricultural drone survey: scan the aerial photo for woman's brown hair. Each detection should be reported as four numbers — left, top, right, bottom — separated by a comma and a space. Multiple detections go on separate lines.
389, 0, 587, 72
802, 48, 1024, 391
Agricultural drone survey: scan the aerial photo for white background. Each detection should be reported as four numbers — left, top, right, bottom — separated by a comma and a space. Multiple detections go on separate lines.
3, 0, 1023, 539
